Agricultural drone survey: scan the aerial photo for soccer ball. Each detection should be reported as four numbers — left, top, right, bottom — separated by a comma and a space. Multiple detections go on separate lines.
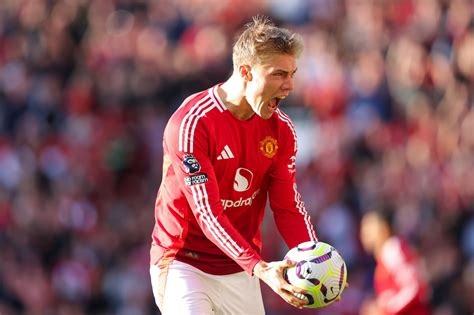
284, 241, 347, 308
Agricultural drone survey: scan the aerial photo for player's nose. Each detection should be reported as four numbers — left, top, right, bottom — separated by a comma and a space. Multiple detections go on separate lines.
282, 76, 294, 92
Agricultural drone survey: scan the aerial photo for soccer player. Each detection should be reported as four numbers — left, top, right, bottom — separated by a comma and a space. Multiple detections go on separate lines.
359, 207, 431, 315
149, 16, 319, 314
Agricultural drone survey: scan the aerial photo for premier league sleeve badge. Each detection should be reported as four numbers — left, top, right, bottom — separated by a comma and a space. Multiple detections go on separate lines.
182, 154, 201, 174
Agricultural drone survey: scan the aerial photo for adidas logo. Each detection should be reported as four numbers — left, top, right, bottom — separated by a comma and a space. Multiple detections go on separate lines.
217, 145, 234, 160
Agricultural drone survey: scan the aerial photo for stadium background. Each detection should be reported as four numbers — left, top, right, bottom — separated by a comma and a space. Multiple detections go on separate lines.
0, 0, 472, 314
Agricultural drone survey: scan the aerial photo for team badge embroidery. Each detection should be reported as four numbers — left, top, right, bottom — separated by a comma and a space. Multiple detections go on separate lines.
182, 154, 201, 174
260, 136, 278, 158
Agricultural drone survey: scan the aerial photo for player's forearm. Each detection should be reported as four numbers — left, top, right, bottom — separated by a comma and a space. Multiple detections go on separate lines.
195, 210, 263, 274
268, 181, 317, 246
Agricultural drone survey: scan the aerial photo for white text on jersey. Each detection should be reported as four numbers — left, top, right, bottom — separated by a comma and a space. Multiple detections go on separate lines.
221, 189, 260, 210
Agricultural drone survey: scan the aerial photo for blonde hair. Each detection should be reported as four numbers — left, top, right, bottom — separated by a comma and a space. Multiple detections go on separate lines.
232, 16, 303, 69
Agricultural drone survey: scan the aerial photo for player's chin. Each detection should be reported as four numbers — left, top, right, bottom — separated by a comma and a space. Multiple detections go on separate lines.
259, 106, 276, 119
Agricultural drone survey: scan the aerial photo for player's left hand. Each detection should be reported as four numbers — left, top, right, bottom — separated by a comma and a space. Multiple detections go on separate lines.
253, 260, 309, 309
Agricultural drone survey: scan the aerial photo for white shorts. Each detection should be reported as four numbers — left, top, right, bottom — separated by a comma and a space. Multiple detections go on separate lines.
150, 260, 265, 315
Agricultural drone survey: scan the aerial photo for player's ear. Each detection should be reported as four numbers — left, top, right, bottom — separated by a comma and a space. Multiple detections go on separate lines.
239, 65, 252, 81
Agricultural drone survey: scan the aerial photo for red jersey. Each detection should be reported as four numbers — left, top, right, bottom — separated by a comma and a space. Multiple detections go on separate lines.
150, 85, 317, 275
375, 237, 431, 315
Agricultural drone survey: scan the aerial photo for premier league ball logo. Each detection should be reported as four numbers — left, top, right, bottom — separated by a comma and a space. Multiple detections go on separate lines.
182, 154, 201, 174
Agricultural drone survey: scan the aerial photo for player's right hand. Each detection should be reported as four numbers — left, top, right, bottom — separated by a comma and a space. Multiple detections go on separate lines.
253, 260, 308, 309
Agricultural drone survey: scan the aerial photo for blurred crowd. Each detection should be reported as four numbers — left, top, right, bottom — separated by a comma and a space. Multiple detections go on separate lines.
0, 0, 472, 314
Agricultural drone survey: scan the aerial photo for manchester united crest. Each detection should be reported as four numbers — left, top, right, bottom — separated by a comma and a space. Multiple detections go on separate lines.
260, 136, 278, 158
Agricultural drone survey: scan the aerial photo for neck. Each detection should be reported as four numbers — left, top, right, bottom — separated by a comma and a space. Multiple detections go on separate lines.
373, 233, 392, 260
218, 74, 254, 120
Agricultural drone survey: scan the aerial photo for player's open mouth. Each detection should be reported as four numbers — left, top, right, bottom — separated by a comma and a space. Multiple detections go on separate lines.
269, 96, 285, 110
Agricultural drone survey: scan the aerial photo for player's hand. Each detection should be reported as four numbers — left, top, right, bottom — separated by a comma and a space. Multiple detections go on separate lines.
253, 260, 308, 309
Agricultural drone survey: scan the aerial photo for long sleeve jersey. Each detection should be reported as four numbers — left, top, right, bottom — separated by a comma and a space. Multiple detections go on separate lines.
150, 85, 317, 275
375, 237, 431, 315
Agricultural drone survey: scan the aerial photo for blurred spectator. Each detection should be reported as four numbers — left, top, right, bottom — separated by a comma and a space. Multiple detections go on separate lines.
359, 206, 431, 315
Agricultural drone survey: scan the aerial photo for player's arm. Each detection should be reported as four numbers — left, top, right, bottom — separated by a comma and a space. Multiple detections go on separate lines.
268, 113, 318, 248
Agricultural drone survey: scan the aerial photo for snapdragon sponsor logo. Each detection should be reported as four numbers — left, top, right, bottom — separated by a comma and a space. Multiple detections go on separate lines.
221, 189, 260, 210
233, 168, 253, 192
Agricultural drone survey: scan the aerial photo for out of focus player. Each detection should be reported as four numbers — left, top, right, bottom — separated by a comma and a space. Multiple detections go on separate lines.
149, 16, 320, 314
360, 207, 431, 315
